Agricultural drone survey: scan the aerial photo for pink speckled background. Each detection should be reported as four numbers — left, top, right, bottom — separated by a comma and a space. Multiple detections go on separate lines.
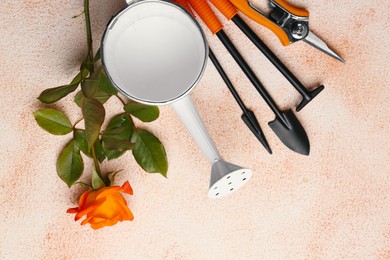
1, 0, 389, 259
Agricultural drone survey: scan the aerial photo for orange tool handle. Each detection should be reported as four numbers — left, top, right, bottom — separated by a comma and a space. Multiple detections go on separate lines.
209, 0, 308, 26
187, 0, 223, 34
229, 0, 290, 45
209, 0, 238, 20
174, 0, 195, 16
273, 0, 309, 17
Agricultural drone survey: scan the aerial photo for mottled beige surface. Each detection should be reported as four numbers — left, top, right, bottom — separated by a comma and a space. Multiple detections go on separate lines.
1, 0, 389, 259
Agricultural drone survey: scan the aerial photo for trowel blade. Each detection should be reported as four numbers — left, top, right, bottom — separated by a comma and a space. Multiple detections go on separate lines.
268, 109, 310, 155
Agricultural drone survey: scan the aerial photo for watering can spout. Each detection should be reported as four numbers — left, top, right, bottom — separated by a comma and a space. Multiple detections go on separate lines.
209, 159, 252, 199
172, 97, 252, 198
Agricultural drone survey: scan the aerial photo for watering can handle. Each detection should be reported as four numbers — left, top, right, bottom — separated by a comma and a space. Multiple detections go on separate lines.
171, 96, 221, 164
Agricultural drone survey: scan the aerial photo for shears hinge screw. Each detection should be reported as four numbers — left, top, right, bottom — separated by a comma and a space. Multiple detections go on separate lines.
290, 22, 309, 40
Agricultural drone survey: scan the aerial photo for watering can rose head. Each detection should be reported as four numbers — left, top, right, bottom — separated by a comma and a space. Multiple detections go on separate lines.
67, 181, 134, 230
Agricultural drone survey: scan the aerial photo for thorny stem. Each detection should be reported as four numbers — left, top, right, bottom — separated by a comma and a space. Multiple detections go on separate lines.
72, 10, 85, 19
91, 144, 103, 180
84, 0, 94, 74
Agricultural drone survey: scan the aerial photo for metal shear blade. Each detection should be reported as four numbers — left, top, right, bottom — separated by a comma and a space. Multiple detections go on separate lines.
303, 31, 345, 63
235, 0, 345, 62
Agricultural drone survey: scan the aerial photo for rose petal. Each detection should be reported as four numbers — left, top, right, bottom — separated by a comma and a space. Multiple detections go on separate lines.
120, 181, 133, 195
66, 207, 79, 214
89, 217, 108, 224
114, 196, 134, 221
83, 190, 99, 208
80, 215, 94, 226
91, 219, 119, 230
87, 196, 121, 220
74, 198, 106, 221
78, 190, 92, 208
110, 192, 127, 205
95, 186, 121, 200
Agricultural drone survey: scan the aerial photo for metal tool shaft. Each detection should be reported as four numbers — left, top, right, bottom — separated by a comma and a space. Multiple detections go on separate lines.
209, 48, 272, 153
232, 15, 311, 99
216, 30, 288, 127
209, 49, 246, 112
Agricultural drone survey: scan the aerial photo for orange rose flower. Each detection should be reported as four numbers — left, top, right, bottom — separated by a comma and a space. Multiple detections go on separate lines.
67, 181, 134, 229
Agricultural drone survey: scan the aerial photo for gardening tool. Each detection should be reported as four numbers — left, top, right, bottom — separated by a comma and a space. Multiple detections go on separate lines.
187, 0, 310, 155
228, 0, 345, 63
209, 49, 272, 154
208, 0, 324, 111
102, 0, 252, 198
174, 0, 271, 153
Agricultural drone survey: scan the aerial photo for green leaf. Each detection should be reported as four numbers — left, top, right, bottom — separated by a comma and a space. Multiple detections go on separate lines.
74, 129, 90, 155
81, 66, 90, 79
103, 137, 134, 150
104, 169, 123, 186
38, 66, 89, 104
97, 70, 117, 95
74, 91, 84, 107
38, 83, 79, 104
94, 138, 106, 163
74, 129, 105, 162
33, 109, 73, 135
78, 69, 114, 104
92, 169, 105, 190
56, 140, 84, 187
80, 56, 93, 74
93, 88, 112, 104
70, 68, 89, 85
103, 113, 133, 140
76, 89, 109, 107
124, 102, 159, 122
81, 98, 105, 149
102, 148, 125, 161
90, 66, 103, 80
101, 113, 134, 160
93, 48, 101, 63
75, 182, 93, 189
131, 130, 168, 177
102, 137, 134, 160
81, 79, 98, 98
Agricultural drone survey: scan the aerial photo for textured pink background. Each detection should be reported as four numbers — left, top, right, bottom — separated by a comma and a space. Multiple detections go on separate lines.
1, 0, 389, 259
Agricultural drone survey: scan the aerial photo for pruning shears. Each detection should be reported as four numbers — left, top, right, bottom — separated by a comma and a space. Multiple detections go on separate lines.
230, 0, 345, 62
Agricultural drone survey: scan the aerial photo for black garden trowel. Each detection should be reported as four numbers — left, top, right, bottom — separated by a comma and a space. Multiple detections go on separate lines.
268, 109, 310, 155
